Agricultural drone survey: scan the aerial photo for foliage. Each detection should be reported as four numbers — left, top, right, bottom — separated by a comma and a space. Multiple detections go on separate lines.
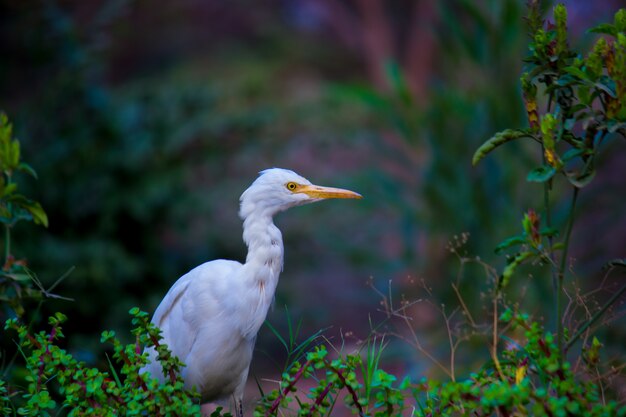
472, 1, 626, 357
255, 342, 409, 417
1, 2, 625, 416
0, 112, 51, 318
2, 307, 202, 416
0, 113, 203, 416
252, 3, 626, 416
254, 320, 624, 417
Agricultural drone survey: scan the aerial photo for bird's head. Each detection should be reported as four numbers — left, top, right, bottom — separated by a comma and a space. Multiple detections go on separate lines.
239, 168, 362, 219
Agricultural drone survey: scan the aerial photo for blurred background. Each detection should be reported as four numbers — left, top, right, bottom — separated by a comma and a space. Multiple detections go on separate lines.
0, 0, 624, 404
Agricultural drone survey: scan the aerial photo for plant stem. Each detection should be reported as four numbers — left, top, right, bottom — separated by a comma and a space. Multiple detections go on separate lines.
565, 282, 626, 352
545, 91, 556, 292
557, 186, 579, 364
3, 173, 12, 267
4, 224, 10, 267
544, 182, 557, 292
266, 359, 312, 417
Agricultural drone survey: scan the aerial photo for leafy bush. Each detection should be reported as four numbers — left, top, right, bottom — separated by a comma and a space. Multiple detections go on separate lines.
1, 3, 625, 417
252, 3, 626, 416
0, 113, 49, 319
3, 309, 201, 417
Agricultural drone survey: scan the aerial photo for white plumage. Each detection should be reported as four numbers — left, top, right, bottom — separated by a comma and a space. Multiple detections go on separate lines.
141, 168, 361, 416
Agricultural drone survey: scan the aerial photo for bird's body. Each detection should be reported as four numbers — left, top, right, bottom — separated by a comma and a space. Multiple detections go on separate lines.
141, 168, 361, 415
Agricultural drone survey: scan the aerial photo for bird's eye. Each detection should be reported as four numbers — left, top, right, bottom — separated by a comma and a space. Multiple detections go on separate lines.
286, 182, 298, 191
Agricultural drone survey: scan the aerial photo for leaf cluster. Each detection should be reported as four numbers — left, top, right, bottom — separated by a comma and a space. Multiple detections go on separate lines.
255, 343, 409, 417
0, 112, 51, 318
256, 3, 626, 417
0, 113, 47, 230
254, 321, 623, 417
473, 6, 626, 188
1, 308, 201, 416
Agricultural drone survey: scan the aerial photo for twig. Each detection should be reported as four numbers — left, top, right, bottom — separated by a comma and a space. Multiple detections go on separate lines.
305, 382, 333, 417
565, 282, 626, 352
266, 360, 312, 417
557, 186, 579, 363
441, 306, 457, 381
326, 362, 365, 417
451, 282, 476, 327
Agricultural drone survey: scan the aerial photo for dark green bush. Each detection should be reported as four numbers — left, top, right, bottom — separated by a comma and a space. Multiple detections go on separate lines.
1, 2, 625, 417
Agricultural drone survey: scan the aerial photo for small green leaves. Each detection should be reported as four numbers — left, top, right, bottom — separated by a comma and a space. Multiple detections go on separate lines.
478, 5, 624, 191
582, 337, 603, 367
0, 113, 20, 174
501, 251, 534, 289
495, 236, 527, 254
0, 113, 48, 230
540, 114, 557, 149
3, 310, 202, 417
472, 129, 533, 165
554, 4, 568, 55
589, 8, 626, 36
527, 165, 556, 182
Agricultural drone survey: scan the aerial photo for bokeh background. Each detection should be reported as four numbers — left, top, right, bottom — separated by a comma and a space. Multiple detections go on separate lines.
1, 0, 624, 406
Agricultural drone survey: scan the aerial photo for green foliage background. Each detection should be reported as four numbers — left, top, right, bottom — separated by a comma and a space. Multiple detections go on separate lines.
0, 0, 624, 413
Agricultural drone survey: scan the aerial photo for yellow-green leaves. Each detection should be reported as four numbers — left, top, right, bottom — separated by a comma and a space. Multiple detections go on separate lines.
521, 72, 539, 132
5, 310, 202, 416
0, 112, 48, 229
0, 113, 20, 174
540, 114, 563, 171
586, 38, 608, 80
582, 337, 603, 367
501, 251, 534, 289
472, 129, 533, 166
477, 6, 626, 189
554, 4, 568, 55
495, 210, 561, 290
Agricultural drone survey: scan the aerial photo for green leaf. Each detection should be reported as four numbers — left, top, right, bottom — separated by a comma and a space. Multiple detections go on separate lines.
563, 66, 589, 81
22, 200, 48, 227
595, 80, 617, 98
501, 252, 534, 289
495, 236, 527, 254
527, 165, 556, 182
561, 148, 588, 162
7, 194, 48, 227
0, 182, 17, 198
2, 273, 31, 282
539, 227, 559, 237
17, 162, 38, 179
588, 23, 617, 36
472, 129, 533, 165
566, 168, 596, 188
10, 140, 20, 169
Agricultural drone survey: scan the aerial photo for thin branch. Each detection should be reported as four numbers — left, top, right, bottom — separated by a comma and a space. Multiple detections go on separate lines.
452, 282, 477, 328
565, 282, 626, 352
557, 186, 579, 362
266, 360, 313, 417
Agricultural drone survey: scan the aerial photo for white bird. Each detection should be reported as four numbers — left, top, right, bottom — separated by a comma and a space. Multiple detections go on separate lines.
141, 168, 362, 416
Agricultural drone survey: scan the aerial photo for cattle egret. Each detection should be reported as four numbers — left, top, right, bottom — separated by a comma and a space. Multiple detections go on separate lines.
141, 168, 362, 416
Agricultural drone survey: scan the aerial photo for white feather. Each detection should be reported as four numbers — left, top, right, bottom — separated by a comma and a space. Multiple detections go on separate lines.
140, 168, 359, 414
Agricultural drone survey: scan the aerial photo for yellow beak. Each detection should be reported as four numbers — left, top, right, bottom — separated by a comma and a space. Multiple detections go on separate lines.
295, 184, 363, 200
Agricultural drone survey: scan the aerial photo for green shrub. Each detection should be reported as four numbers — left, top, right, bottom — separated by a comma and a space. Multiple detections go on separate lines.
1, 3, 625, 416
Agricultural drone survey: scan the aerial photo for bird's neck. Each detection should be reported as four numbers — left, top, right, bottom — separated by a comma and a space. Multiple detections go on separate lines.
241, 211, 284, 295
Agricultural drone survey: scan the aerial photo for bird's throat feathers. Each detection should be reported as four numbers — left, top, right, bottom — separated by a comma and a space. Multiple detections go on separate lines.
242, 213, 284, 280
239, 213, 284, 338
